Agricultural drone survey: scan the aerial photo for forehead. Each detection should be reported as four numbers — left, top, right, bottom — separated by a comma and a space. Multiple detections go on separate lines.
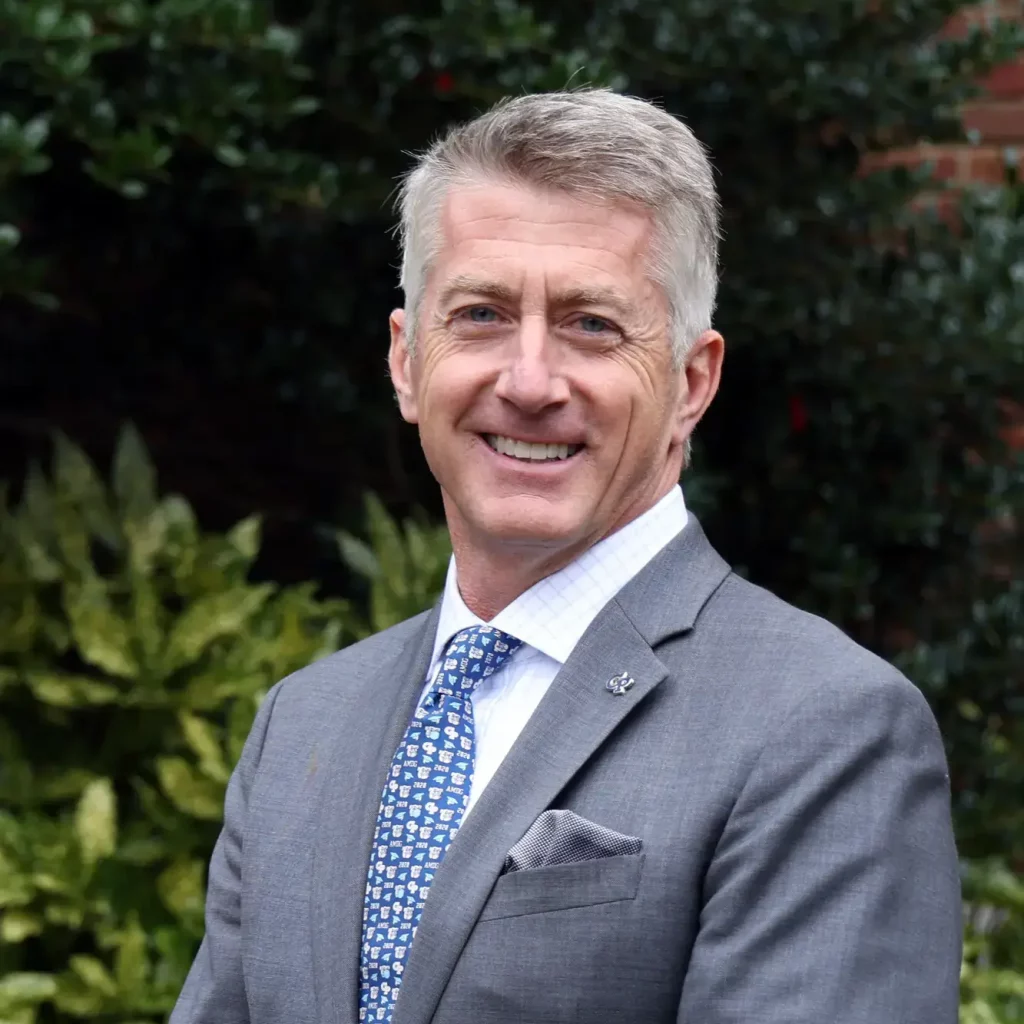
431, 182, 656, 298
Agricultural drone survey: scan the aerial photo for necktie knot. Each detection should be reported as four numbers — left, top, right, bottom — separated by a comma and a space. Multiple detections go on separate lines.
434, 624, 524, 699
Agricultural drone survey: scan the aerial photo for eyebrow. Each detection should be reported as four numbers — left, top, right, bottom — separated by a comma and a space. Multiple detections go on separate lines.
438, 274, 634, 317
438, 275, 519, 309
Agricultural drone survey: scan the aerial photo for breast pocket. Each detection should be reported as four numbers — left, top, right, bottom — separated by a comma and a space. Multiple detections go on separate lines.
478, 852, 644, 922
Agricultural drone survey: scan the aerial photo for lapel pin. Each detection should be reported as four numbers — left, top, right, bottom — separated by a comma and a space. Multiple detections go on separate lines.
606, 671, 636, 696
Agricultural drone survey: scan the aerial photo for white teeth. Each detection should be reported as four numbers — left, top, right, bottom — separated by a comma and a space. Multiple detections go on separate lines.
486, 435, 579, 461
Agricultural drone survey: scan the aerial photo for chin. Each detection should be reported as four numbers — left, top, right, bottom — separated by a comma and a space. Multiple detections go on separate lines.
467, 497, 587, 549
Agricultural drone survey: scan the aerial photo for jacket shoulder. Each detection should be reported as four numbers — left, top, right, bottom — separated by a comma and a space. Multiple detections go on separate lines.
692, 571, 927, 711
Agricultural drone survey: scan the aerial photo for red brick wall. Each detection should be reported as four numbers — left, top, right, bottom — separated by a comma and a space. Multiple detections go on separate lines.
862, 3, 1024, 452
947, 3, 1024, 458
954, 0, 1024, 183
865, 1, 1024, 185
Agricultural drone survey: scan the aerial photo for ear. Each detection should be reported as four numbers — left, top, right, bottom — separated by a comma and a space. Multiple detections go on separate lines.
671, 329, 724, 446
388, 308, 419, 424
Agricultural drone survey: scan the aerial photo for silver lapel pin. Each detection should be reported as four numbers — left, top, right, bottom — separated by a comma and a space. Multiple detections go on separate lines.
606, 671, 636, 696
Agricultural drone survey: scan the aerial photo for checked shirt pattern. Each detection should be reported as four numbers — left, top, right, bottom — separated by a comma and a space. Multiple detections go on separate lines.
358, 624, 523, 1023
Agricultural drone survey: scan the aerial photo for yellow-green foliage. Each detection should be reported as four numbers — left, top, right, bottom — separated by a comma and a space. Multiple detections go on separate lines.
960, 862, 1024, 1024
337, 493, 450, 637
0, 427, 349, 1023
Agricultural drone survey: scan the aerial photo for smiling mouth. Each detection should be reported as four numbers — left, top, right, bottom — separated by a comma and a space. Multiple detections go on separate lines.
483, 434, 583, 462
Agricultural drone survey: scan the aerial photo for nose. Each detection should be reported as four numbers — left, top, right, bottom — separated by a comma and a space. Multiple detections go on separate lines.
493, 315, 570, 413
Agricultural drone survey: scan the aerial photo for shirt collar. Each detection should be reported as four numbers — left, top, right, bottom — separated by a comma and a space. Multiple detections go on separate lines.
431, 485, 688, 668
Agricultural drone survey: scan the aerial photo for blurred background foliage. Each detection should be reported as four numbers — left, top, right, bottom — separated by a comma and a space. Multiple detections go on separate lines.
0, 0, 1022, 1020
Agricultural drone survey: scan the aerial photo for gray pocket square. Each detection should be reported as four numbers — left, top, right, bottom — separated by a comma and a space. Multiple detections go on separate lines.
503, 809, 643, 873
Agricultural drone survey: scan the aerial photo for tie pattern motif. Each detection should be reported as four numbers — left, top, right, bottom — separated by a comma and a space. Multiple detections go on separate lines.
359, 624, 523, 1023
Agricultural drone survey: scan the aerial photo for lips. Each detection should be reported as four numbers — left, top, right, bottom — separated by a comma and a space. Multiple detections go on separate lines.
483, 434, 583, 462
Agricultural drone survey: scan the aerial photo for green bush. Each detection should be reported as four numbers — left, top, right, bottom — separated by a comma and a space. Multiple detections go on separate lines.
0, 0, 337, 306
0, 430, 457, 1023
0, 429, 350, 1022
961, 861, 1024, 1024
336, 493, 450, 638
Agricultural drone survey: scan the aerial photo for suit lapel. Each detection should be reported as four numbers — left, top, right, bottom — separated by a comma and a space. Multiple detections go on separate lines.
311, 606, 441, 1024
613, 517, 731, 647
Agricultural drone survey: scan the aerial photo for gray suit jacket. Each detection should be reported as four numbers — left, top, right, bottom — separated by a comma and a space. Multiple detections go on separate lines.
171, 519, 962, 1024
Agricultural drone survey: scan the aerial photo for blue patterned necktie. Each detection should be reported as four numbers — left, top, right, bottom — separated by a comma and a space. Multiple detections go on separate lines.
359, 624, 523, 1023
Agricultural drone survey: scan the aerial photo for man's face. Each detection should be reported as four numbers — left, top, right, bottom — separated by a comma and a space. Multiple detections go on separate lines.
389, 181, 721, 563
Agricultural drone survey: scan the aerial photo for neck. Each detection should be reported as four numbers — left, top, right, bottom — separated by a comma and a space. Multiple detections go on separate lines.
452, 540, 588, 622
447, 481, 678, 622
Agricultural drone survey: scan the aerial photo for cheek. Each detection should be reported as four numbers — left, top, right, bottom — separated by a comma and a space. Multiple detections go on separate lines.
580, 357, 661, 431
582, 364, 678, 463
414, 358, 484, 433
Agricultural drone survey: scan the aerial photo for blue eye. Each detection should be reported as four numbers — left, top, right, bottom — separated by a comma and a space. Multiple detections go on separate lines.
578, 315, 611, 333
466, 306, 498, 323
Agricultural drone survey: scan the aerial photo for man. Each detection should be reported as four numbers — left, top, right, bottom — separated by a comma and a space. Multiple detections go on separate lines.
171, 89, 961, 1024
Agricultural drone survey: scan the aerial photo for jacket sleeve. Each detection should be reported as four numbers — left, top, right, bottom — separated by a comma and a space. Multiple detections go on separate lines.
678, 667, 962, 1024
169, 681, 285, 1024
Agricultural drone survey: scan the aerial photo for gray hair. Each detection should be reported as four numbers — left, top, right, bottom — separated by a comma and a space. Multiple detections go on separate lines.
395, 88, 720, 367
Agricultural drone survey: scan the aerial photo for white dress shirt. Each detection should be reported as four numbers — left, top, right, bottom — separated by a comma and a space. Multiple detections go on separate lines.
421, 485, 688, 817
